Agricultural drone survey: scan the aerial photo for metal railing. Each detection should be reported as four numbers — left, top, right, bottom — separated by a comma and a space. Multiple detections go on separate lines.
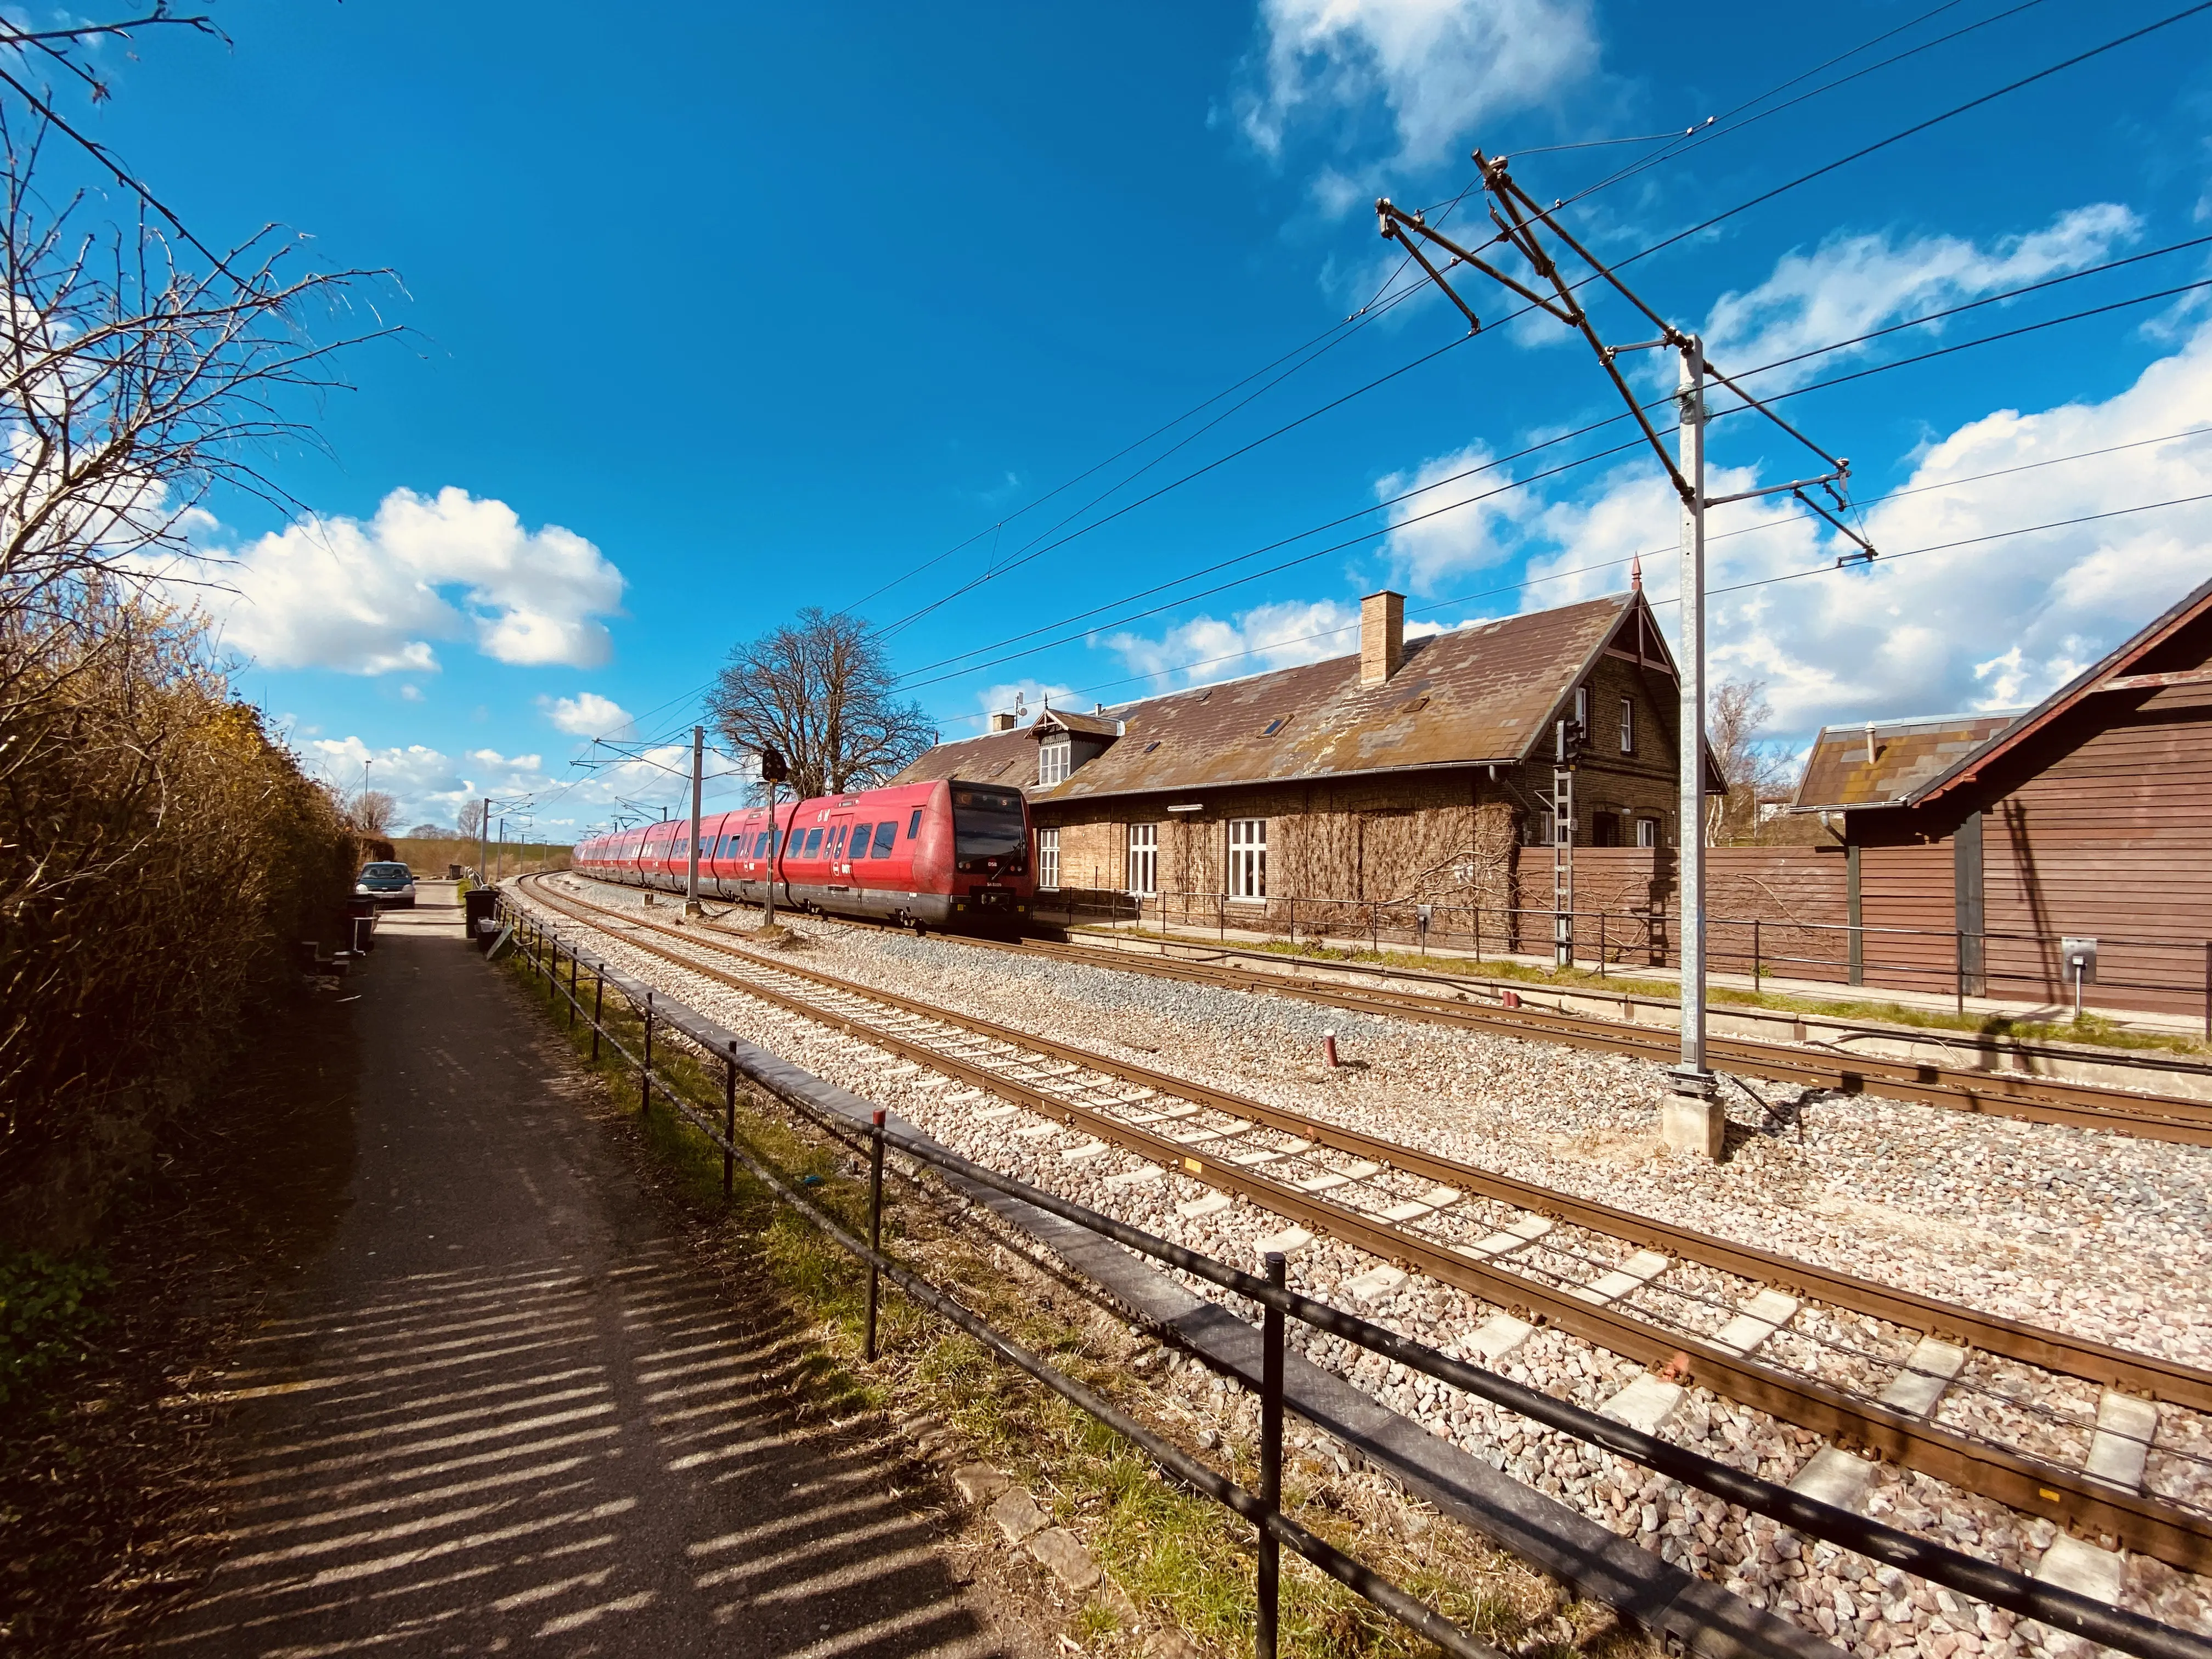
1035, 887, 2212, 1036
491, 891, 2212, 1659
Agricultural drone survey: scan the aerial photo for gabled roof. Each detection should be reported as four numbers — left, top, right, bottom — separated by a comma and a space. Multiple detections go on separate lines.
893, 590, 1705, 803
1906, 573, 2212, 807
1791, 711, 2022, 811
1797, 574, 2212, 813
1034, 707, 1120, 740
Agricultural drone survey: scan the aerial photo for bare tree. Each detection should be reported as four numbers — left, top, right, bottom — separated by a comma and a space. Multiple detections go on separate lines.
708, 608, 936, 799
457, 798, 486, 838
345, 789, 397, 837
1707, 678, 1797, 844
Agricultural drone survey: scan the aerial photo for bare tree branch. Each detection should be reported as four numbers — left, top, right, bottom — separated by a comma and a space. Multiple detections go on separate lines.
707, 609, 937, 800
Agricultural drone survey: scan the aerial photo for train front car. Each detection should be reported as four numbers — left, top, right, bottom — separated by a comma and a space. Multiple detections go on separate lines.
940, 780, 1032, 934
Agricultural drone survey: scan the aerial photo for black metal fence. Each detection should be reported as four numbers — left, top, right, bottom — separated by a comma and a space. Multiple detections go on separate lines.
491, 891, 2212, 1659
1038, 887, 2212, 1035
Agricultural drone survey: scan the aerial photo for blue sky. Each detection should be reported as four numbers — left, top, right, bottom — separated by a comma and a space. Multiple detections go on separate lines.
71, 0, 2212, 833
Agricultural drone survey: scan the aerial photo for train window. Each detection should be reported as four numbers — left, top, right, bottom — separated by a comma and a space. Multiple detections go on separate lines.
872, 822, 895, 857
952, 786, 1028, 872
907, 808, 922, 838
851, 823, 876, 860
803, 827, 822, 856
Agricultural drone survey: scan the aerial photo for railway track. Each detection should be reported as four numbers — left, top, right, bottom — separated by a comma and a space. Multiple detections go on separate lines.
521, 874, 2212, 1575
949, 932, 2212, 1148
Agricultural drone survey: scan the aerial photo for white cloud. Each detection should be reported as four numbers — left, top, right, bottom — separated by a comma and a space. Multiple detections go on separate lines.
972, 679, 1076, 722
540, 691, 635, 739
190, 487, 624, 675
1237, 0, 1597, 170
1509, 317, 2212, 735
299, 732, 725, 838
1704, 204, 2141, 391
1109, 598, 1361, 687
1376, 442, 1548, 591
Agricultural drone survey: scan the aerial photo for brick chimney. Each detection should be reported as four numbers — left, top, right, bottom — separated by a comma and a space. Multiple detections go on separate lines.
988, 711, 1017, 733
1360, 589, 1404, 686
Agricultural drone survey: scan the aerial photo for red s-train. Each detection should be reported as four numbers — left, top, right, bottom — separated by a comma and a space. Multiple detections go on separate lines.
571, 778, 1033, 932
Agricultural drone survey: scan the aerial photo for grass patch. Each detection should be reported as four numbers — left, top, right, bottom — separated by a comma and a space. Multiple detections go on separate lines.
1070, 926, 2208, 1059
493, 926, 1631, 1658
0, 1247, 111, 1408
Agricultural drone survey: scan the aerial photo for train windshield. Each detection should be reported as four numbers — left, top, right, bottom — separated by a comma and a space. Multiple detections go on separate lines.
952, 787, 1027, 870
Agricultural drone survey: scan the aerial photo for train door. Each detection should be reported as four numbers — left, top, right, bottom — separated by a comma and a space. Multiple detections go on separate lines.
827, 815, 854, 890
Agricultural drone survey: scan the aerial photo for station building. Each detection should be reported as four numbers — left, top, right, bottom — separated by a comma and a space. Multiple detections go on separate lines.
894, 586, 1724, 919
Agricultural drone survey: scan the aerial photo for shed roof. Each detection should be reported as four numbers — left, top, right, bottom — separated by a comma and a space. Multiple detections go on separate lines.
1791, 712, 2022, 811
1904, 573, 2212, 806
1792, 574, 2212, 813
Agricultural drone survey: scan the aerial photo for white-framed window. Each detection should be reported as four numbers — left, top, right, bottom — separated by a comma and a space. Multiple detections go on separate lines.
1039, 738, 1072, 787
1573, 684, 1590, 733
1620, 696, 1635, 753
1637, 816, 1660, 848
1126, 823, 1158, 895
1037, 826, 1060, 890
1227, 818, 1267, 901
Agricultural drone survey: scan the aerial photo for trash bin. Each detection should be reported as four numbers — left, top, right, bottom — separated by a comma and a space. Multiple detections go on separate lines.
447, 862, 462, 880
346, 895, 377, 953
464, 886, 501, 951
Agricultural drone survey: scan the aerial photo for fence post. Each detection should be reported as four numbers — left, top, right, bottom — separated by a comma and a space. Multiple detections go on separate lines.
1256, 1249, 1286, 1659
865, 1109, 887, 1362
567, 947, 578, 1028
1753, 917, 1762, 994
724, 1043, 737, 1200
1597, 911, 1606, 979
641, 992, 654, 1114
590, 972, 604, 1064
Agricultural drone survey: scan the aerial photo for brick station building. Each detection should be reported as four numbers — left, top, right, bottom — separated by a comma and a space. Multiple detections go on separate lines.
895, 586, 1724, 922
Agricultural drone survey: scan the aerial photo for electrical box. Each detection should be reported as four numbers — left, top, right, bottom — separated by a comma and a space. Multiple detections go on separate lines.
2061, 936, 2097, 985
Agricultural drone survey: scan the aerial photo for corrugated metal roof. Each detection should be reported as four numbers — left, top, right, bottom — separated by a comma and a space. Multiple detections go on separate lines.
1791, 712, 2021, 810
893, 593, 1644, 802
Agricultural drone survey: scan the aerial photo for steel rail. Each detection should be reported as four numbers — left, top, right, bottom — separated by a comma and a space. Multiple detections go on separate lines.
976, 933, 2212, 1146
526, 877, 2212, 1572
502, 895, 2212, 1659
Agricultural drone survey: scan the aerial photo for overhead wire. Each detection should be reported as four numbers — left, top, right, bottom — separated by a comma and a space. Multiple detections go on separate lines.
878, 4, 2212, 675
926, 422, 2212, 719
898, 244, 2212, 693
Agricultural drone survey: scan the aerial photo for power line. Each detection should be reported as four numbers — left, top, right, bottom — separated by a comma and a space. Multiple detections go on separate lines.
926, 422, 2212, 720
898, 250, 2212, 695
1615, 0, 2212, 279
846, 5, 2187, 662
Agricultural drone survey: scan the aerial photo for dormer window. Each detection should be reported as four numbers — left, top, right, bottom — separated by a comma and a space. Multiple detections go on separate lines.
1039, 737, 1072, 787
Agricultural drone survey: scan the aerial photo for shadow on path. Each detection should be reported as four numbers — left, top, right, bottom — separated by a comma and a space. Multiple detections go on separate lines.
149, 912, 1017, 1659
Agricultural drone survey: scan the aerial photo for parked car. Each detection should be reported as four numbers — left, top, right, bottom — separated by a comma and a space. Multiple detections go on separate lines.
356, 862, 417, 908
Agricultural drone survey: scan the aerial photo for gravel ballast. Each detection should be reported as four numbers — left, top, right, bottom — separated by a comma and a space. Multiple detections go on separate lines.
521, 879, 2212, 1653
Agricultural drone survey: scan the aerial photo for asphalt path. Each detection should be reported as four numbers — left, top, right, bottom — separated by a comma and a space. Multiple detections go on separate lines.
151, 882, 1025, 1658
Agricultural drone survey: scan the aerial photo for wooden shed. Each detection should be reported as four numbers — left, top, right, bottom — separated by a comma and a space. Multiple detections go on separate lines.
1792, 575, 2212, 1016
